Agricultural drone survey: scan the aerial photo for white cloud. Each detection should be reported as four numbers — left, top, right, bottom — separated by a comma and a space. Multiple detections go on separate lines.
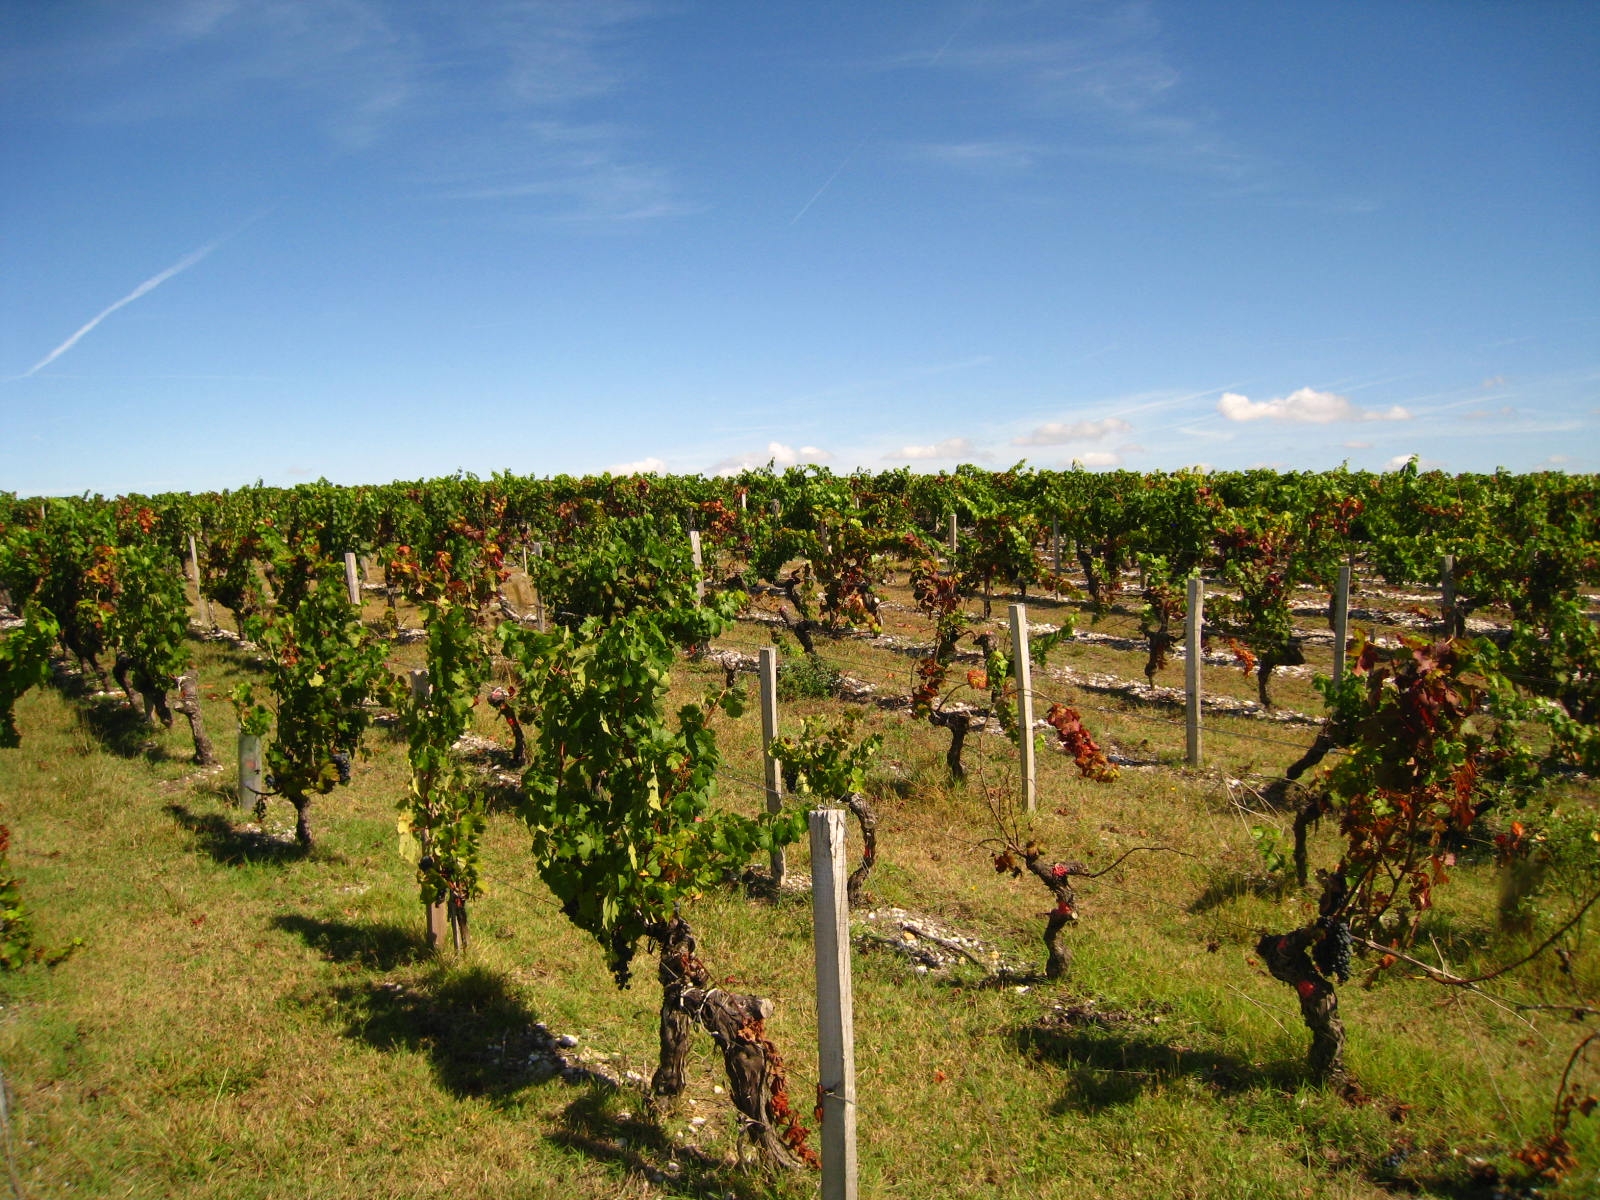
710, 441, 831, 476
609, 456, 665, 475
39, 3, 690, 220
1341, 440, 1373, 450
1385, 454, 1419, 471
1013, 417, 1131, 446
894, 438, 971, 461
897, 7, 1254, 184
1217, 387, 1410, 424
1070, 450, 1121, 468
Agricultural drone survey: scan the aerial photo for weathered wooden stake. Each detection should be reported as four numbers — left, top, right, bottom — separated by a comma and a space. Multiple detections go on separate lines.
188, 534, 213, 627
237, 732, 262, 810
809, 807, 858, 1200
759, 646, 786, 887
1008, 603, 1036, 812
343, 552, 361, 605
1440, 553, 1456, 636
947, 512, 958, 555
1333, 564, 1351, 686
1185, 576, 1204, 767
689, 530, 704, 602
531, 541, 547, 632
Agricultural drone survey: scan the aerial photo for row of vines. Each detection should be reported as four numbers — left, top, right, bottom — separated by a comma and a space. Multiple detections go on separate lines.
2, 461, 1598, 1181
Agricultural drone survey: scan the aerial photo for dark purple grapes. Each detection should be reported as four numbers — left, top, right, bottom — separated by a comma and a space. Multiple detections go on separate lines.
331, 751, 352, 785
1312, 916, 1352, 983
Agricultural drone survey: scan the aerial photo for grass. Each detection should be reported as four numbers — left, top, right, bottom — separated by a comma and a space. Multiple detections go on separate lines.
0, 566, 1596, 1198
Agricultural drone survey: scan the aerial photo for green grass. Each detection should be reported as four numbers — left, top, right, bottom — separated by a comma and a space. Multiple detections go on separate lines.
0, 573, 1596, 1199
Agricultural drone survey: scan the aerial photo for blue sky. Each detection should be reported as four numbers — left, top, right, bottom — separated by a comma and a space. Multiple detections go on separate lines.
3, 1, 1596, 495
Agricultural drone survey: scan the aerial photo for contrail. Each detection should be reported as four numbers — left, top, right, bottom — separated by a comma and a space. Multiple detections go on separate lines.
789, 136, 869, 226
21, 238, 224, 377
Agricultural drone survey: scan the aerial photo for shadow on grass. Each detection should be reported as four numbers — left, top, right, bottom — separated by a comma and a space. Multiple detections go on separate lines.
324, 964, 572, 1102
165, 803, 308, 866
271, 913, 427, 971
549, 1089, 791, 1200
1189, 869, 1290, 913
1014, 1012, 1285, 1112
75, 694, 166, 761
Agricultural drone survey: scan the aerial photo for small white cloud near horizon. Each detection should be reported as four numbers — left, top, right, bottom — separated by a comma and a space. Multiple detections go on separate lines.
1013, 416, 1131, 446
1385, 453, 1420, 471
1341, 440, 1374, 450
894, 437, 971, 461
609, 456, 666, 475
711, 441, 832, 476
1218, 387, 1410, 424
1070, 450, 1121, 469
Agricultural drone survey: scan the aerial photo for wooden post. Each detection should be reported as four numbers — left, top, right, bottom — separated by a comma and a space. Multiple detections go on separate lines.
1051, 519, 1061, 576
531, 541, 547, 632
689, 530, 704, 602
1333, 563, 1351, 686
947, 512, 958, 555
1440, 553, 1456, 636
1008, 603, 1036, 812
408, 668, 449, 950
739, 492, 748, 511
343, 552, 361, 605
236, 732, 262, 810
1185, 576, 1203, 767
759, 647, 786, 888
188, 534, 212, 627
809, 808, 858, 1200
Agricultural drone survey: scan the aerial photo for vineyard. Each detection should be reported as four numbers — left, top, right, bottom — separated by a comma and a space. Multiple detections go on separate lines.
1, 462, 1598, 1199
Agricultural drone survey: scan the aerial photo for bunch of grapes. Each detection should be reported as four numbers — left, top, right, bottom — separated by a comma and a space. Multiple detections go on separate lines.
1312, 915, 1353, 983
330, 751, 352, 786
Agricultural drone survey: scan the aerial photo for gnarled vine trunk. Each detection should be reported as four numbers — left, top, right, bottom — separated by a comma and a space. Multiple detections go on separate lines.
288, 793, 314, 850
1254, 636, 1305, 710
487, 688, 526, 767
842, 791, 877, 908
1024, 855, 1087, 979
1256, 927, 1346, 1084
447, 893, 469, 953
930, 708, 974, 779
649, 917, 815, 1170
174, 673, 217, 766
